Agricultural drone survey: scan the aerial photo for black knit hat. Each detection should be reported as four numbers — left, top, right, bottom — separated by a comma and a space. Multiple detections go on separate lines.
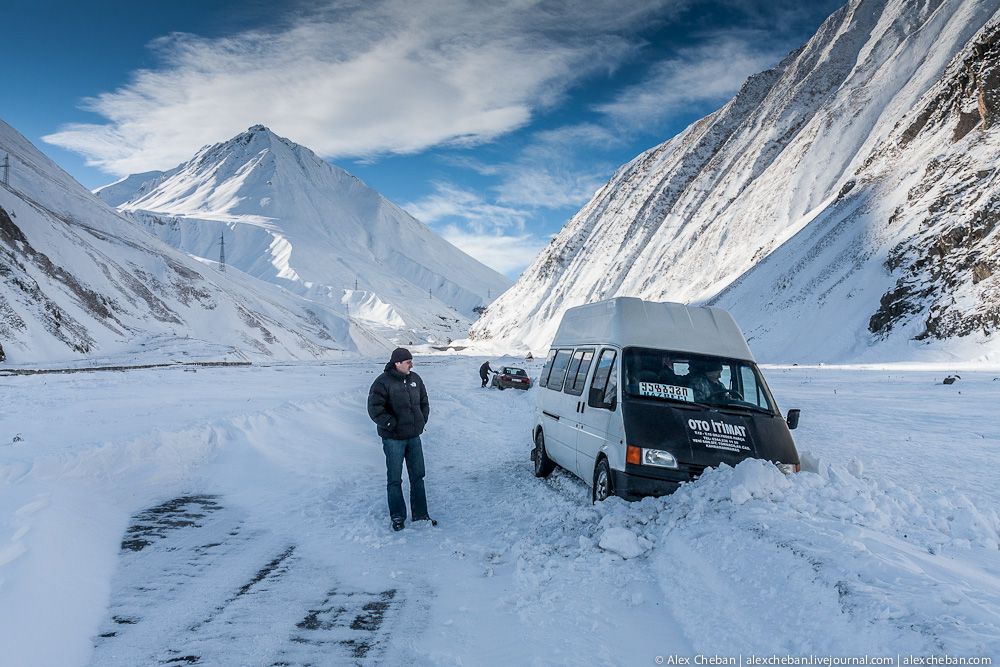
389, 347, 413, 364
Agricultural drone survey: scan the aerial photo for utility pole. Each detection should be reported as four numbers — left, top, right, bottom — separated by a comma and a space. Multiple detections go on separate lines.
354, 278, 358, 291
2, 154, 9, 187
219, 232, 226, 273
428, 287, 432, 299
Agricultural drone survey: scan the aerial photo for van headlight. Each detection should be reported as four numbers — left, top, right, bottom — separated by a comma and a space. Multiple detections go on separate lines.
642, 448, 678, 469
776, 463, 800, 474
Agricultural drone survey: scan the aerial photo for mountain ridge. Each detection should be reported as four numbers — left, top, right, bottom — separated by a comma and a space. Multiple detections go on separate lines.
470, 0, 1000, 364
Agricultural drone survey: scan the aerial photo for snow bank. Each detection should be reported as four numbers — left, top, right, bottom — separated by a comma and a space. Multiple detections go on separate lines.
644, 459, 1000, 655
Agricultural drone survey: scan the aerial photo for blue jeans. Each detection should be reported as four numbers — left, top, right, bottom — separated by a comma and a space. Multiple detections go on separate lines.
381, 437, 428, 521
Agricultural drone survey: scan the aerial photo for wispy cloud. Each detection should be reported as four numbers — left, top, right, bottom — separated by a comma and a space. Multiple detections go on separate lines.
404, 182, 530, 233
596, 32, 789, 127
493, 167, 606, 210
476, 32, 794, 216
404, 183, 551, 276
44, 0, 680, 176
439, 225, 549, 277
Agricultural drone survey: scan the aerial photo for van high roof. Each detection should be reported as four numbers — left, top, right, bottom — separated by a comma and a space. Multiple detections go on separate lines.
550, 297, 755, 361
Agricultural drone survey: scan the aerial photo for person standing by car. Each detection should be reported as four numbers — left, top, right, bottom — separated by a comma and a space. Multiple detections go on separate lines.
479, 360, 493, 387
367, 347, 435, 531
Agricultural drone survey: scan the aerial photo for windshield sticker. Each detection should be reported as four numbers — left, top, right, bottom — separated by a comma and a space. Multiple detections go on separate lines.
638, 382, 692, 401
686, 418, 752, 453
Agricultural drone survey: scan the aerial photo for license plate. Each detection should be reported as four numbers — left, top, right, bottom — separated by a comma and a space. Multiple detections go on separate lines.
638, 382, 691, 401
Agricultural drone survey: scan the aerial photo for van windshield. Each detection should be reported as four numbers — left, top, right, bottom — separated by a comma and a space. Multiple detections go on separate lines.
622, 347, 775, 413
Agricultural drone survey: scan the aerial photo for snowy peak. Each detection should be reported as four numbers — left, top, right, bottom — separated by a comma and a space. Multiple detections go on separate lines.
98, 126, 510, 344
114, 125, 322, 217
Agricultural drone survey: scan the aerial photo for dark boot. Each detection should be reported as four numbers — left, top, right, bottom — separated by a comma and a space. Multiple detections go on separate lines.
392, 518, 405, 531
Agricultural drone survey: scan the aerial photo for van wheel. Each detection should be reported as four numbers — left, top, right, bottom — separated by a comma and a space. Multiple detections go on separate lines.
533, 430, 555, 478
593, 459, 613, 502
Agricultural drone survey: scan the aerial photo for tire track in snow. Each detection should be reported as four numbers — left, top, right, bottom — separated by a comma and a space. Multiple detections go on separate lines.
93, 486, 415, 665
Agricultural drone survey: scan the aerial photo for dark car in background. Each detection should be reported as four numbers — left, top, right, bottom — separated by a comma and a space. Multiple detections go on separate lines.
492, 366, 532, 390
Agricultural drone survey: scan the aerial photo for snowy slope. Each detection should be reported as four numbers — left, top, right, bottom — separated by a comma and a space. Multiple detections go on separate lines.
1, 359, 998, 665
471, 0, 1000, 364
98, 125, 510, 345
0, 118, 385, 364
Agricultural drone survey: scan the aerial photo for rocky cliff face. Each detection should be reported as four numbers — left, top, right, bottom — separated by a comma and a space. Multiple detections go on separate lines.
471, 0, 1000, 363
866, 21, 1000, 343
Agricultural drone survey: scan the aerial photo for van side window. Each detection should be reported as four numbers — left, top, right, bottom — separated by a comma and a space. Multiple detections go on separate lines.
538, 349, 557, 388
739, 365, 770, 409
563, 348, 595, 396
561, 349, 585, 394
545, 349, 574, 392
588, 349, 618, 409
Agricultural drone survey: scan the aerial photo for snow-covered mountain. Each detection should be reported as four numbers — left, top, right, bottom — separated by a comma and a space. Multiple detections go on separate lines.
98, 125, 510, 346
0, 118, 385, 364
471, 0, 1000, 364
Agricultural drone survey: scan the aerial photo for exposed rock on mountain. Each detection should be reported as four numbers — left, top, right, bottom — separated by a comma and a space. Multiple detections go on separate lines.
98, 125, 510, 346
471, 0, 1000, 363
865, 20, 1000, 343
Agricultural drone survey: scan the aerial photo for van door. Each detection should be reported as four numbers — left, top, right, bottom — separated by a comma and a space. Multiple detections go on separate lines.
538, 348, 576, 468
560, 348, 595, 479
576, 348, 619, 480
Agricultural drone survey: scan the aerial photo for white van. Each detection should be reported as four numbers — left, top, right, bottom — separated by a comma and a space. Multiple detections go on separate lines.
531, 297, 801, 501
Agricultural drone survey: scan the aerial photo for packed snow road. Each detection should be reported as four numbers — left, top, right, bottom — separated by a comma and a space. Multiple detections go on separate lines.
1, 358, 998, 665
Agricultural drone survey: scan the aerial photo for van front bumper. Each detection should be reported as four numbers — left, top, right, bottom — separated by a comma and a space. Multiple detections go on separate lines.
611, 462, 706, 500
611, 469, 683, 500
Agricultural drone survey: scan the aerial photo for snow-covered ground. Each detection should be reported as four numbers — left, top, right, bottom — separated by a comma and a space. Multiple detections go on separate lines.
1, 358, 998, 665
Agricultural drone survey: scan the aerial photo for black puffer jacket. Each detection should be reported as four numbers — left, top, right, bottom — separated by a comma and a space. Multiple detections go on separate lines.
368, 362, 430, 440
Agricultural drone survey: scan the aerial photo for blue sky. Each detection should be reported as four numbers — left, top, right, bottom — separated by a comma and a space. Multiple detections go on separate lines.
4, 0, 843, 277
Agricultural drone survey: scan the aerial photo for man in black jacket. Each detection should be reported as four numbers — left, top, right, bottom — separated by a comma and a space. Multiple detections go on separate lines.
367, 347, 434, 531
479, 360, 493, 387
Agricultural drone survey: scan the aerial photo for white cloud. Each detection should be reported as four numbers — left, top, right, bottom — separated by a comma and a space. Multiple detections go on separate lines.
494, 165, 607, 209
532, 123, 619, 149
404, 182, 529, 233
44, 0, 678, 176
596, 32, 788, 127
403, 183, 550, 275
439, 225, 548, 277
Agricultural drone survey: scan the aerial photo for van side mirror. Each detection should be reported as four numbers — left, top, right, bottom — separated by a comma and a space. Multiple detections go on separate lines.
786, 408, 801, 430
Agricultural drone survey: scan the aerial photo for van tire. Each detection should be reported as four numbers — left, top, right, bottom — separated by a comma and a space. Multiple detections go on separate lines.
533, 430, 555, 478
593, 458, 613, 502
